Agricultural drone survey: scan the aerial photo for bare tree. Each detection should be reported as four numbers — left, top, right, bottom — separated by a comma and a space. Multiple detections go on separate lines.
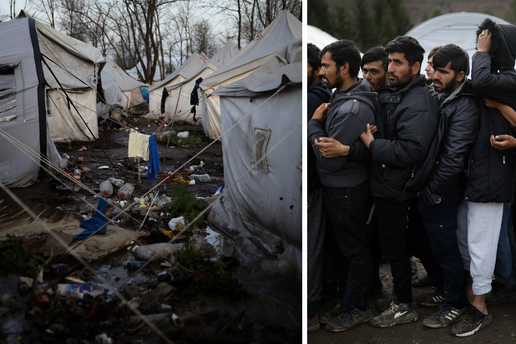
192, 21, 219, 58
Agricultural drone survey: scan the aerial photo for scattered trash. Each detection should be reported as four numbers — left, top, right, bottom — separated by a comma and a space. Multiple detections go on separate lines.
78, 145, 87, 151
73, 166, 81, 192
99, 180, 113, 197
214, 186, 224, 196
62, 153, 70, 160
55, 284, 92, 297
177, 131, 190, 138
98, 165, 110, 169
189, 174, 211, 182
168, 216, 185, 230
118, 182, 135, 199
126, 261, 146, 270
82, 167, 93, 179
108, 177, 125, 187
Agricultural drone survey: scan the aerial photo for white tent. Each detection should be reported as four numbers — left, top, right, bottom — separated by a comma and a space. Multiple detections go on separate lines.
0, 18, 67, 187
307, 25, 338, 51
148, 52, 208, 116
207, 38, 302, 272
100, 56, 147, 112
35, 20, 105, 142
406, 12, 511, 76
162, 40, 240, 125
199, 10, 302, 139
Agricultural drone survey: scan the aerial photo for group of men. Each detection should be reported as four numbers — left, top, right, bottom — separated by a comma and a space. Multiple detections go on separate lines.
307, 18, 516, 337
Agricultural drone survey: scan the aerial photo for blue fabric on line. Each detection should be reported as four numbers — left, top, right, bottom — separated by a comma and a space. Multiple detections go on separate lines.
148, 134, 159, 180
76, 198, 107, 240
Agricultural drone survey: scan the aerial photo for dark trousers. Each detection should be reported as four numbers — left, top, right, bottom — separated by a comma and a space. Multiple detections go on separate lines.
323, 182, 372, 308
417, 186, 466, 307
375, 197, 413, 303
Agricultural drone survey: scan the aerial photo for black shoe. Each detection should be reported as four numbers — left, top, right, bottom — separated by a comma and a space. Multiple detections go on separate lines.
451, 306, 493, 337
308, 313, 320, 332
423, 303, 465, 328
319, 297, 348, 325
417, 290, 446, 306
485, 283, 516, 305
326, 305, 373, 332
370, 298, 418, 328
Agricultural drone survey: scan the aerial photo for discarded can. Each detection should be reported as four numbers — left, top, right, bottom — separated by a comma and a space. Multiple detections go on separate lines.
126, 261, 146, 270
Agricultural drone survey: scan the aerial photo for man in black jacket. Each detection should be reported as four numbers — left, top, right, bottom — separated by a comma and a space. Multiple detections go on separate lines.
452, 18, 516, 337
308, 39, 377, 332
412, 44, 480, 329
307, 42, 332, 333
360, 36, 440, 328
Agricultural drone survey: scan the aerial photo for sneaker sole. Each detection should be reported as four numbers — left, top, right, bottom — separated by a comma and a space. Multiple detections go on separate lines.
452, 314, 493, 337
308, 323, 321, 332
370, 314, 419, 328
326, 313, 374, 332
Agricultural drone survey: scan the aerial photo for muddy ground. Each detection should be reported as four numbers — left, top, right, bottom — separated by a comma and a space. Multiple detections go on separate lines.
309, 259, 516, 344
0, 117, 301, 343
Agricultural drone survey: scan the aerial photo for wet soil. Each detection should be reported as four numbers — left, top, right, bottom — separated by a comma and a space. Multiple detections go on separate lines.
0, 118, 301, 343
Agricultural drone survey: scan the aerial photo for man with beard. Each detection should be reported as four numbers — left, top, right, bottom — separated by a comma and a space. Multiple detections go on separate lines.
411, 44, 479, 329
424, 46, 441, 86
359, 36, 439, 328
307, 42, 332, 332
307, 39, 377, 332
452, 18, 516, 337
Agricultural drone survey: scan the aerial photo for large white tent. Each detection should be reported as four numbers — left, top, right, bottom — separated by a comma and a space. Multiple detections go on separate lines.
148, 52, 208, 116
100, 56, 147, 112
162, 40, 240, 125
207, 38, 302, 272
406, 12, 511, 76
0, 18, 67, 187
307, 25, 338, 51
199, 10, 302, 139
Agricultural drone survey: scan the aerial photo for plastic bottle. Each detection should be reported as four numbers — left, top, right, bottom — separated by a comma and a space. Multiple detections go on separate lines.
126, 261, 146, 270
108, 177, 125, 187
73, 167, 81, 191
118, 182, 135, 199
99, 180, 113, 197
190, 174, 211, 182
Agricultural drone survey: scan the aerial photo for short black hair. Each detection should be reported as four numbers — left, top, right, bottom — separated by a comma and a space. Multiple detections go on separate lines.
428, 46, 442, 59
320, 39, 361, 78
308, 43, 322, 70
385, 36, 425, 67
432, 44, 468, 76
361, 46, 388, 72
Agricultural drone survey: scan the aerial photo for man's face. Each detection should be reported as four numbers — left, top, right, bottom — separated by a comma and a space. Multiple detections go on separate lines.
433, 61, 463, 95
425, 56, 435, 81
362, 60, 387, 91
387, 52, 419, 88
320, 51, 344, 90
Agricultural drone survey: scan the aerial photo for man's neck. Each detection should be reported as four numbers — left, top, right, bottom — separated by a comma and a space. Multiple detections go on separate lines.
338, 77, 358, 92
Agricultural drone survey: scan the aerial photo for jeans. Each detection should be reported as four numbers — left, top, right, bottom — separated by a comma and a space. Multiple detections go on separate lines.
494, 202, 516, 284
375, 197, 413, 303
418, 186, 466, 307
323, 182, 372, 309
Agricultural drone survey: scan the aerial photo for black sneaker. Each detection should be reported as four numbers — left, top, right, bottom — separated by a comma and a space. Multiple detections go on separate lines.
417, 290, 446, 306
451, 306, 492, 337
319, 298, 348, 325
423, 303, 465, 328
375, 296, 393, 312
485, 283, 516, 305
370, 298, 418, 328
308, 313, 320, 332
326, 305, 373, 332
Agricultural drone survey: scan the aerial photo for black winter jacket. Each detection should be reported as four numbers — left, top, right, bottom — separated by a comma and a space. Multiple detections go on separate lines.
411, 79, 480, 206
464, 19, 516, 203
369, 75, 440, 202
308, 79, 377, 188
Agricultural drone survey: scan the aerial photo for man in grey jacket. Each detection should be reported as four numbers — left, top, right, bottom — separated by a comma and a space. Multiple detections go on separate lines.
308, 39, 377, 332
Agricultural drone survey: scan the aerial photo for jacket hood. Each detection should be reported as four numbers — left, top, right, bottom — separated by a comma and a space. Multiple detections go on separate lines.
477, 18, 516, 71
309, 80, 331, 99
330, 78, 378, 114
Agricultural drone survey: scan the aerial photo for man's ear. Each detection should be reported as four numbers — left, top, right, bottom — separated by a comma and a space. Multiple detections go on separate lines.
341, 61, 350, 75
457, 70, 466, 83
411, 61, 420, 76
315, 66, 322, 76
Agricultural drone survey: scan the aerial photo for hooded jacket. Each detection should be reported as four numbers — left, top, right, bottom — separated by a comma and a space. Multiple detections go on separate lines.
369, 75, 440, 202
308, 79, 377, 188
465, 18, 516, 203
308, 81, 332, 192
410, 79, 480, 206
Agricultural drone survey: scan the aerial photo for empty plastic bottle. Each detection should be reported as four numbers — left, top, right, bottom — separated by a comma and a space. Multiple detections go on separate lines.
108, 177, 125, 187
99, 180, 113, 197
118, 182, 135, 199
73, 167, 81, 192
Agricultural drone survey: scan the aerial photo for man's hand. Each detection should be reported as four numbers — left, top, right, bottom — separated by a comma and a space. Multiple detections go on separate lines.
360, 124, 375, 149
490, 134, 516, 150
484, 98, 501, 109
312, 103, 330, 122
314, 137, 349, 158
477, 29, 491, 53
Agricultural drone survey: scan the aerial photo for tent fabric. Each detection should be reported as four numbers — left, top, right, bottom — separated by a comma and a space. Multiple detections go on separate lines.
405, 12, 511, 77
307, 25, 338, 51
0, 18, 65, 187
207, 39, 301, 272
157, 40, 240, 124
200, 10, 302, 139
148, 52, 208, 116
